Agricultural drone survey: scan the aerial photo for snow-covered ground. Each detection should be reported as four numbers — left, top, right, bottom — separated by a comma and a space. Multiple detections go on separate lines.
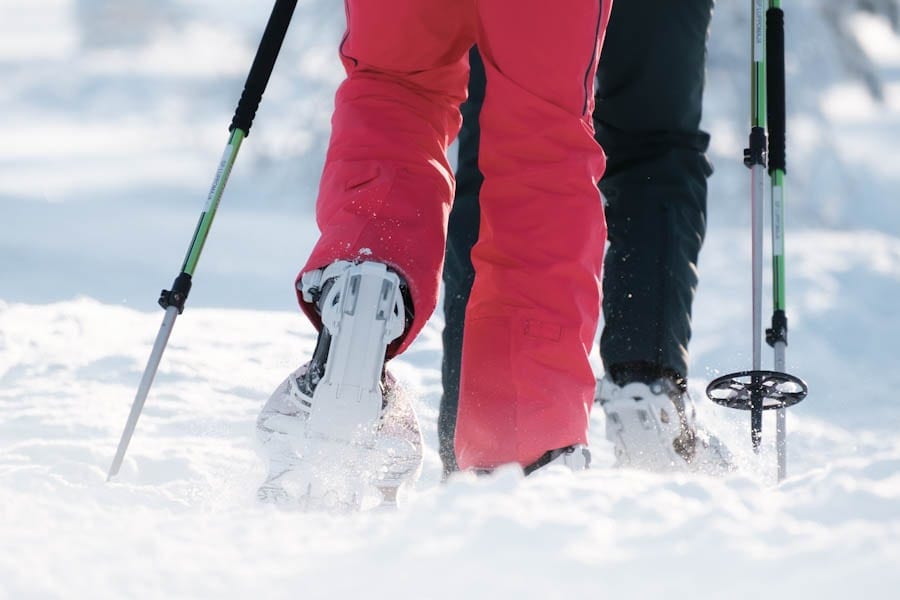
2, 1, 900, 598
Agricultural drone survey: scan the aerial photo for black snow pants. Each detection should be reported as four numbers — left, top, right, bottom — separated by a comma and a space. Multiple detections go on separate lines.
440, 0, 716, 474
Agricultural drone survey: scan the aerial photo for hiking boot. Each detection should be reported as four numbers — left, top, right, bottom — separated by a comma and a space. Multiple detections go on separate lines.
471, 445, 591, 477
524, 444, 591, 475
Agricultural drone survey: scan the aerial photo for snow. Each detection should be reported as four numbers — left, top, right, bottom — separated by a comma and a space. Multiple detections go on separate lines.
2, 1, 900, 598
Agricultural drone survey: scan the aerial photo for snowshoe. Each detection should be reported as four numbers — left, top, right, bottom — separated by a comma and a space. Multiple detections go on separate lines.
256, 261, 422, 510
595, 376, 733, 475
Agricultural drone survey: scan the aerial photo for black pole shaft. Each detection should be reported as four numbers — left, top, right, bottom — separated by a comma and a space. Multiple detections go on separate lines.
751, 374, 763, 452
751, 401, 763, 452
230, 0, 299, 136
767, 7, 786, 174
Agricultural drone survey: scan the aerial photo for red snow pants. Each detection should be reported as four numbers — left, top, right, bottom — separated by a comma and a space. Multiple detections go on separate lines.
299, 0, 611, 469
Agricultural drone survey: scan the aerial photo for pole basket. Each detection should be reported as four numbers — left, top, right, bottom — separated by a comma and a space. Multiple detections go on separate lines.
707, 369, 807, 456
707, 370, 807, 410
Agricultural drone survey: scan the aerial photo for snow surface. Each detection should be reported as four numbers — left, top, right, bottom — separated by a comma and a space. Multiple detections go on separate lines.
3, 1, 900, 598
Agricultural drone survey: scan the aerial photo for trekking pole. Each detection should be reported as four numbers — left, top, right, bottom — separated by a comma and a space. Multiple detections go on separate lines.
107, 0, 298, 481
706, 0, 807, 483
765, 0, 794, 481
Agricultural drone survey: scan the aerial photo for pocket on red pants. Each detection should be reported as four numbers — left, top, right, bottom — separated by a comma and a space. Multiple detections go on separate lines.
316, 159, 398, 225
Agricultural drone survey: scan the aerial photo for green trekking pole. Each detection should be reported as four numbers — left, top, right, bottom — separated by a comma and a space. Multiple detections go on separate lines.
765, 0, 795, 482
706, 0, 807, 483
107, 0, 298, 480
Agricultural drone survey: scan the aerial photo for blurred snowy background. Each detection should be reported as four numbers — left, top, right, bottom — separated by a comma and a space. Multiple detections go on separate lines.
3, 1, 899, 305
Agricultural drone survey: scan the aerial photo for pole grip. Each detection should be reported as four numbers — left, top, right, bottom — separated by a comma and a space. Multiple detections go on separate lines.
767, 7, 786, 173
229, 0, 298, 136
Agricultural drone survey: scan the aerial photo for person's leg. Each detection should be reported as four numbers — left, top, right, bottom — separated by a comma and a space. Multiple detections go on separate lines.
298, 1, 474, 356
593, 0, 732, 474
454, 0, 611, 470
595, 0, 715, 386
439, 47, 484, 477
260, 2, 477, 504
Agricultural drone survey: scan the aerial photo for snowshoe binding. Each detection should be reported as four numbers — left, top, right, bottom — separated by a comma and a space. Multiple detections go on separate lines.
256, 261, 422, 511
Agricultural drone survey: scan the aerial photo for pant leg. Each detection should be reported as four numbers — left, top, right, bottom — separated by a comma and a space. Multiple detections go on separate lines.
596, 0, 715, 384
454, 0, 611, 470
439, 47, 484, 476
443, 0, 714, 472
297, 0, 474, 357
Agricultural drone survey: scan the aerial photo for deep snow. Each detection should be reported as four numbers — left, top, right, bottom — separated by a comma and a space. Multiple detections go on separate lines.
2, 1, 900, 598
